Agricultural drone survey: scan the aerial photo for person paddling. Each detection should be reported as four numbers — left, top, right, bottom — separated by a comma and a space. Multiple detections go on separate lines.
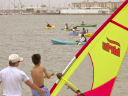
47, 23, 51, 27
81, 21, 86, 25
72, 26, 80, 34
82, 28, 88, 34
77, 33, 87, 45
65, 23, 69, 29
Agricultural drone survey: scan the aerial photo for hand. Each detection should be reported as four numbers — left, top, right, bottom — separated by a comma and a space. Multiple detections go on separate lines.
51, 72, 55, 76
40, 89, 46, 95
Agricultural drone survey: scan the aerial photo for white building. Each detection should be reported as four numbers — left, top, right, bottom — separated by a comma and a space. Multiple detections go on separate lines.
60, 7, 110, 14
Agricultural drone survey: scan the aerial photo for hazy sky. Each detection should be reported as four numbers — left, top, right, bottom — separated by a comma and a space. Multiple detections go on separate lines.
0, 0, 125, 8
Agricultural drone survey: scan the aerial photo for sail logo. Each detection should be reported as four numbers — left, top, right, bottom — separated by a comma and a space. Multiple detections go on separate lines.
102, 38, 120, 57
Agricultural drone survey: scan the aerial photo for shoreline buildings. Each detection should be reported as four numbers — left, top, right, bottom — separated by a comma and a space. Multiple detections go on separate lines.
60, 1, 123, 15
0, 1, 123, 15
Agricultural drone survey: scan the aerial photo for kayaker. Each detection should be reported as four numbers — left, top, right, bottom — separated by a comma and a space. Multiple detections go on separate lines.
81, 21, 86, 25
47, 23, 51, 27
0, 54, 46, 96
65, 23, 69, 29
73, 26, 80, 33
31, 54, 55, 96
82, 28, 88, 34
77, 33, 87, 44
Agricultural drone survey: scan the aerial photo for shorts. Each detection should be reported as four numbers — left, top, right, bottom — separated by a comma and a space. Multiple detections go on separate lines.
31, 86, 51, 96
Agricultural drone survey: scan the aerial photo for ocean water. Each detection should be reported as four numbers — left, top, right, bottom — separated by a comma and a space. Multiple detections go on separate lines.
0, 14, 128, 96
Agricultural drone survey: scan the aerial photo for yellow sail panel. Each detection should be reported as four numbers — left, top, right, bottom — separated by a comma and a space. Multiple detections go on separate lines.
112, 3, 128, 28
89, 23, 128, 89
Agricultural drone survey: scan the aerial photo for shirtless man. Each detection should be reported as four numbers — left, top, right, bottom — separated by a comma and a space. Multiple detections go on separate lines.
31, 54, 55, 96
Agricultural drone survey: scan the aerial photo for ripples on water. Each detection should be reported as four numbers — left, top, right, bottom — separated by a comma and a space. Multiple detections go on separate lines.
0, 15, 127, 96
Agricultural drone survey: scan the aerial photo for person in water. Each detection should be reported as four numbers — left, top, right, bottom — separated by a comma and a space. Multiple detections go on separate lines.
65, 23, 69, 29
82, 28, 88, 34
77, 33, 87, 44
31, 54, 55, 96
0, 54, 46, 96
81, 21, 86, 25
47, 23, 51, 27
72, 26, 80, 33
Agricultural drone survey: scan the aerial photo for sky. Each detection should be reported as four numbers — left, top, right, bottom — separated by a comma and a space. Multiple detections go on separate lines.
0, 0, 125, 8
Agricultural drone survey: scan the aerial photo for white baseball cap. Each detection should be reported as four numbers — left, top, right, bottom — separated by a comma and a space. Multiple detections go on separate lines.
9, 54, 23, 63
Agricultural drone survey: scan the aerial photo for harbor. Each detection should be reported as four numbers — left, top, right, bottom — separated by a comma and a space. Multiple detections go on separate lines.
0, 1, 123, 15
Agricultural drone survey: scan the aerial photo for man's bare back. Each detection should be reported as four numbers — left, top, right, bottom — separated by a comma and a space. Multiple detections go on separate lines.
31, 64, 54, 87
31, 66, 45, 87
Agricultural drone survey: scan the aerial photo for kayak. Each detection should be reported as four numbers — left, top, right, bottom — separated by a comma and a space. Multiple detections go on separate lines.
69, 32, 82, 35
46, 25, 55, 29
74, 24, 97, 27
51, 39, 86, 45
78, 33, 93, 37
61, 28, 73, 31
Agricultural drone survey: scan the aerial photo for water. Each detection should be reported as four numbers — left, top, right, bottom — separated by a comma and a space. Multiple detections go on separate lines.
0, 15, 128, 96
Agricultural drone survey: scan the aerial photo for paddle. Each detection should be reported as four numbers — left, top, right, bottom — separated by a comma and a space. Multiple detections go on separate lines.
69, 24, 74, 27
43, 19, 53, 27
66, 24, 74, 29
43, 19, 48, 24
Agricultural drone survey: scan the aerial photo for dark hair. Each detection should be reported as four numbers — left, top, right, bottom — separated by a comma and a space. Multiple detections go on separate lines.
31, 54, 41, 65
9, 61, 15, 66
81, 34, 84, 37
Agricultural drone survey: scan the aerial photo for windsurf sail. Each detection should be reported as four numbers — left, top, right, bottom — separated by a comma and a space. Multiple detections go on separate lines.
50, 0, 128, 96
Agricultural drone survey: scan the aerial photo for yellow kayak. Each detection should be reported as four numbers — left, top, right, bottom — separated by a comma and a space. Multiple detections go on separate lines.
78, 33, 93, 37
46, 25, 55, 29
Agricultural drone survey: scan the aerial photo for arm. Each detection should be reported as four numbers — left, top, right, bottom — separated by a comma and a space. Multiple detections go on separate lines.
0, 81, 1, 84
25, 80, 46, 95
43, 67, 55, 79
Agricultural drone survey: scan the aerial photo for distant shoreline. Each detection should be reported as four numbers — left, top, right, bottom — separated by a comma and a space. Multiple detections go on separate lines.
34, 13, 112, 15
0, 13, 112, 15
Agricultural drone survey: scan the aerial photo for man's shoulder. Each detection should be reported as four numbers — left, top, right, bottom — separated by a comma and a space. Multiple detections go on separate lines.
0, 67, 9, 72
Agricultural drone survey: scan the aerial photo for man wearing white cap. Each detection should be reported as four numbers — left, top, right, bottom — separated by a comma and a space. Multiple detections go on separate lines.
0, 54, 46, 96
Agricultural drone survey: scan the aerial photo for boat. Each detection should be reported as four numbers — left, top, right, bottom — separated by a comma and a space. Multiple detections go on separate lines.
50, 0, 128, 96
78, 33, 93, 37
61, 28, 73, 31
51, 39, 86, 45
74, 24, 97, 27
46, 25, 55, 29
69, 32, 81, 35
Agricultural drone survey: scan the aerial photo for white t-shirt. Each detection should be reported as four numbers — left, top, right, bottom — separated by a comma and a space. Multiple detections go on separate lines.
65, 26, 68, 29
80, 37, 86, 42
72, 29, 77, 33
0, 66, 29, 96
